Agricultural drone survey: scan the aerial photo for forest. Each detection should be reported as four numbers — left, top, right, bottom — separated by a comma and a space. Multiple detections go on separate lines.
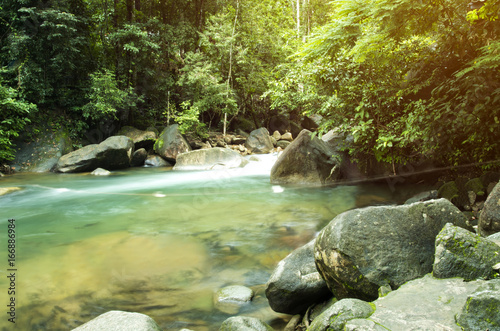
0, 0, 499, 169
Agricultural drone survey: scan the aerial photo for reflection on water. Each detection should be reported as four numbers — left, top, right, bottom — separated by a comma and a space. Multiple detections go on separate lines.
0, 156, 419, 330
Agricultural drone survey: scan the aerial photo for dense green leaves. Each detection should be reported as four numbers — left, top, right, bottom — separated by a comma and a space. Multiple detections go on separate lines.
268, 0, 500, 167
0, 0, 498, 169
0, 76, 35, 162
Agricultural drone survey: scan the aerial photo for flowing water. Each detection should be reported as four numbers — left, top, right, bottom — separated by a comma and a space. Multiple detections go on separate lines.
0, 155, 425, 330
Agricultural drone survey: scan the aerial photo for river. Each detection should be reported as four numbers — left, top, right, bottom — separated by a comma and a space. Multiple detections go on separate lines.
0, 154, 425, 330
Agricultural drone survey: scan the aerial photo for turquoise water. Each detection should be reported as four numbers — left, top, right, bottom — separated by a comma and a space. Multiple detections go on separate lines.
0, 155, 416, 330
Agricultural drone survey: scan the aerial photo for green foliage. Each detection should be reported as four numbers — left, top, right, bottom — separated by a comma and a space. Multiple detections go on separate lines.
0, 76, 36, 162
173, 101, 207, 137
272, 0, 500, 168
81, 69, 129, 122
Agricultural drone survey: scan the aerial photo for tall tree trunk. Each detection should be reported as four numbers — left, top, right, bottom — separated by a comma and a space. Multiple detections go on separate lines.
296, 0, 300, 39
126, 0, 134, 22
225, 0, 240, 136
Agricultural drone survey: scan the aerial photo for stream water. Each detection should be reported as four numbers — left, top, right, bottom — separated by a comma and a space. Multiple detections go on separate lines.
0, 155, 426, 330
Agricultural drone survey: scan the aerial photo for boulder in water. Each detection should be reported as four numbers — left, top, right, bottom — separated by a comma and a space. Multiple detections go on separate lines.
154, 124, 191, 162
314, 199, 471, 301
173, 147, 248, 171
90, 168, 111, 176
144, 155, 171, 167
244, 128, 274, 154
214, 285, 254, 314
72, 310, 162, 331
265, 239, 331, 314
271, 129, 341, 186
55, 136, 134, 173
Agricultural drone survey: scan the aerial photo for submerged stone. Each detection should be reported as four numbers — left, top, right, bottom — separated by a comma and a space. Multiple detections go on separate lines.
72, 310, 162, 331
214, 285, 254, 314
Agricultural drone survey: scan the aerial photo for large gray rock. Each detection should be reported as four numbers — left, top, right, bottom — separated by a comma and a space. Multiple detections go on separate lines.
154, 124, 191, 163
219, 316, 273, 331
479, 181, 500, 236
96, 136, 135, 170
72, 310, 162, 331
173, 147, 248, 171
345, 274, 485, 331
244, 128, 274, 154
433, 223, 500, 280
54, 143, 99, 173
314, 199, 470, 301
265, 239, 331, 314
55, 136, 134, 173
12, 128, 73, 172
270, 129, 341, 186
308, 298, 374, 331
456, 279, 500, 330
117, 126, 157, 150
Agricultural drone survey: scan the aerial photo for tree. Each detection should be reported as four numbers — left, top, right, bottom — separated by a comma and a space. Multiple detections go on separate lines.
0, 75, 36, 162
274, 0, 500, 167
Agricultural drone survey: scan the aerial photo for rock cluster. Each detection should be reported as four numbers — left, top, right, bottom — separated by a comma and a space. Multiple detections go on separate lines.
45, 125, 293, 174
264, 197, 500, 330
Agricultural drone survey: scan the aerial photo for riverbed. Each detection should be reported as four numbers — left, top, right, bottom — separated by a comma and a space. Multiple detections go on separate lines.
0, 155, 424, 330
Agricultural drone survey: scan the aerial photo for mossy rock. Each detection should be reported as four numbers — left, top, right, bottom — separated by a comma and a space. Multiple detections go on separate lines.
437, 181, 459, 204
465, 178, 485, 198
456, 279, 500, 330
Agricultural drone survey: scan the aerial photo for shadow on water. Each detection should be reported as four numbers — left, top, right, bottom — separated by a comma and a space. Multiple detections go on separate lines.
0, 157, 430, 330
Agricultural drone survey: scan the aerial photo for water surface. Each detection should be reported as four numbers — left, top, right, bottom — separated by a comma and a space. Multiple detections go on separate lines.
0, 155, 418, 330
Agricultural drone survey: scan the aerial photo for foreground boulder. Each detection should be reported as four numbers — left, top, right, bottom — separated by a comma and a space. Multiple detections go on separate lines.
433, 223, 500, 280
244, 128, 274, 154
314, 199, 470, 301
117, 126, 157, 150
308, 298, 374, 331
72, 310, 162, 331
55, 136, 134, 173
154, 124, 191, 162
479, 181, 500, 236
271, 130, 341, 186
345, 274, 485, 330
456, 279, 500, 330
219, 316, 273, 331
173, 148, 248, 171
265, 239, 331, 314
